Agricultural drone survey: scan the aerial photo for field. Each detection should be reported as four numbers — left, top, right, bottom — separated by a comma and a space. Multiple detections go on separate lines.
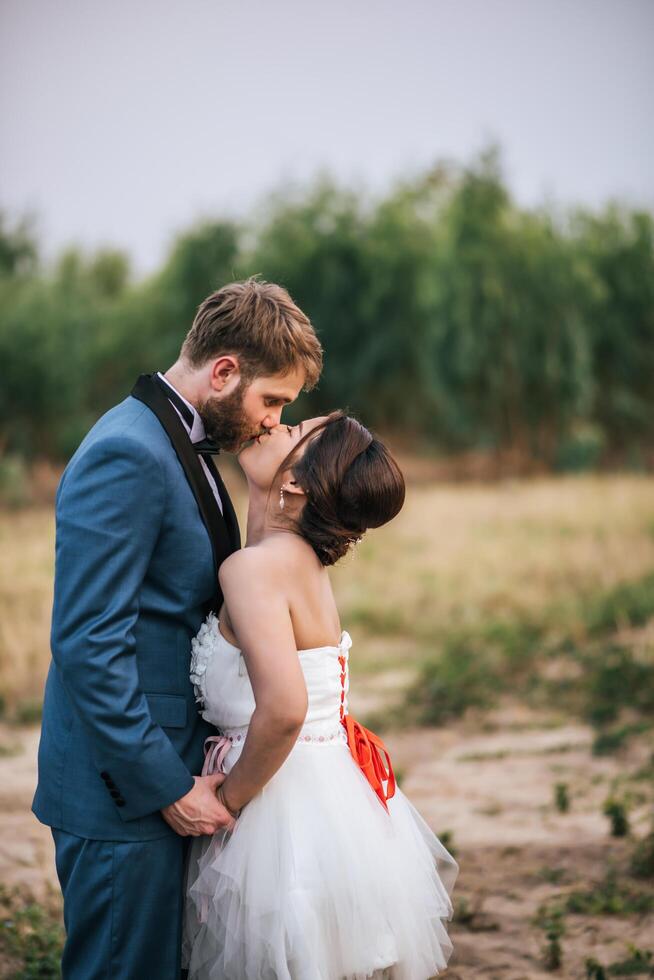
1, 473, 653, 978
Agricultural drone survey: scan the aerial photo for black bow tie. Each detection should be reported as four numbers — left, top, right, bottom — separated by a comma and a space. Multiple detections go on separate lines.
193, 438, 221, 456
154, 373, 221, 456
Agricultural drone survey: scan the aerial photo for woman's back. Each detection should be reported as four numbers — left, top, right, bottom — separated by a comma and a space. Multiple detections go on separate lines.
218, 533, 342, 653
190, 612, 352, 748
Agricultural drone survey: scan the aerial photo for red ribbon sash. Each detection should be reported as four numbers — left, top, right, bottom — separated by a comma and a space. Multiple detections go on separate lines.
341, 714, 396, 812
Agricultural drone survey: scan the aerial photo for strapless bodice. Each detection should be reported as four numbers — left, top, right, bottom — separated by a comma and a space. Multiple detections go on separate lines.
189, 613, 352, 744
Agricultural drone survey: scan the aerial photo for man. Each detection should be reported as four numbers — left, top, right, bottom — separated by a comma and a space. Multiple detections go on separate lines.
32, 277, 323, 979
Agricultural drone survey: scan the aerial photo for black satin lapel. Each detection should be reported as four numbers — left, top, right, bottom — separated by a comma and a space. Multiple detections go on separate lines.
202, 455, 241, 551
131, 374, 236, 594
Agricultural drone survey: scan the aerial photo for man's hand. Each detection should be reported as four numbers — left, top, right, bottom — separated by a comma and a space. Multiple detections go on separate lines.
160, 774, 237, 836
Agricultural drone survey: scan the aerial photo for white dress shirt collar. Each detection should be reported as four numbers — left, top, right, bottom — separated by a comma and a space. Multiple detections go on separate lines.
156, 372, 206, 444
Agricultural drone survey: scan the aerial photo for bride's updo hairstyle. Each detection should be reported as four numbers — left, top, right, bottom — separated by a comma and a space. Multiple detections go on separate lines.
275, 410, 405, 566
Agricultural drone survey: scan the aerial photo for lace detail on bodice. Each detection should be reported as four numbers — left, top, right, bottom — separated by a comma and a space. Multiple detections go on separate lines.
190, 612, 353, 739
189, 613, 219, 706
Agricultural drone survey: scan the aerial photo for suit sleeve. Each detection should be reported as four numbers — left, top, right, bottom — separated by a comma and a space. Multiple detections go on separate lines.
51, 433, 195, 821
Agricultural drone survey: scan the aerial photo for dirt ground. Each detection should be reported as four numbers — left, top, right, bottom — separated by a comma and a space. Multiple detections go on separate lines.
2, 699, 652, 980
387, 707, 654, 979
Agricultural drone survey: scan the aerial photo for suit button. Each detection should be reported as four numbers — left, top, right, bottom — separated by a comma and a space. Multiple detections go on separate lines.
115, 798, 126, 807
100, 772, 110, 781
106, 780, 116, 789
110, 790, 120, 799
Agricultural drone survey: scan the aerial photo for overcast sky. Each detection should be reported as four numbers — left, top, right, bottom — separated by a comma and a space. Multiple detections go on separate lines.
1, 0, 652, 273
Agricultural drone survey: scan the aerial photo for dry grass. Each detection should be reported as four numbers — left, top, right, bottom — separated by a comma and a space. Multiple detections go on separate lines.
0, 510, 55, 713
1, 474, 654, 713
331, 474, 654, 669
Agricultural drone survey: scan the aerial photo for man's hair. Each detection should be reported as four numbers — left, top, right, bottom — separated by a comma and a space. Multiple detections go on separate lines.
180, 277, 322, 390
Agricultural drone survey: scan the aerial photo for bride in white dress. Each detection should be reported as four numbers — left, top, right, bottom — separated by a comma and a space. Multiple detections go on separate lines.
182, 411, 458, 979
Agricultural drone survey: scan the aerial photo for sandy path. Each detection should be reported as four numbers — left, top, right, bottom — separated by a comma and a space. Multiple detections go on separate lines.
1, 710, 652, 978
0, 726, 60, 900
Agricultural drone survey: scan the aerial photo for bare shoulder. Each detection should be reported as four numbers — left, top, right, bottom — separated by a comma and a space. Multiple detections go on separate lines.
218, 544, 295, 638
218, 546, 278, 588
219, 536, 319, 592
259, 533, 321, 576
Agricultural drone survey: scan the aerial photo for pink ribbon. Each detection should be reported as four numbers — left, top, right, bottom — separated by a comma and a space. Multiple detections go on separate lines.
201, 734, 232, 776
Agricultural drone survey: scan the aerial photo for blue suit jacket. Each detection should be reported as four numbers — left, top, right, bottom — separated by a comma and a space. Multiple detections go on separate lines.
32, 389, 240, 841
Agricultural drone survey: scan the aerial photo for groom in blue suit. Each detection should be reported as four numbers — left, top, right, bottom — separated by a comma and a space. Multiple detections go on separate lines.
33, 278, 322, 978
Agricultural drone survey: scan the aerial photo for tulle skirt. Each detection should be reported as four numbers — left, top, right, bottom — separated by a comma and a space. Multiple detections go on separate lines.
182, 738, 459, 980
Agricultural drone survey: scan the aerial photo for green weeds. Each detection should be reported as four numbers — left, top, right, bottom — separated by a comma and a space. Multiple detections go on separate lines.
532, 901, 566, 970
554, 782, 570, 813
585, 947, 654, 976
0, 886, 63, 980
405, 570, 654, 731
564, 866, 653, 916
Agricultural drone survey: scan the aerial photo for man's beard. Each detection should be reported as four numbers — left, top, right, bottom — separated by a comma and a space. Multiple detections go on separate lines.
197, 381, 258, 453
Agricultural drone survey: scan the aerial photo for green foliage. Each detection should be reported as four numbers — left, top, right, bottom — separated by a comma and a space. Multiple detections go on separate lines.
532, 901, 566, 971
586, 956, 609, 979
573, 206, 654, 450
435, 829, 457, 857
13, 700, 43, 725
603, 797, 631, 838
1, 146, 653, 464
565, 866, 653, 915
585, 946, 654, 977
629, 829, 654, 880
554, 782, 570, 813
452, 894, 499, 932
582, 645, 654, 728
0, 886, 63, 979
452, 895, 476, 927
537, 866, 568, 885
406, 615, 545, 725
556, 423, 606, 472
407, 635, 499, 724
0, 212, 38, 280
592, 723, 652, 756
585, 572, 654, 636
406, 568, 654, 729
0, 455, 32, 508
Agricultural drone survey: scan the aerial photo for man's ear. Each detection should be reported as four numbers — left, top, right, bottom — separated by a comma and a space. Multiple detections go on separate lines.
209, 355, 240, 392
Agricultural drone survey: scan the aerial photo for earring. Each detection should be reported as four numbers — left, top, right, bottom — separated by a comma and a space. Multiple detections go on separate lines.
279, 487, 285, 510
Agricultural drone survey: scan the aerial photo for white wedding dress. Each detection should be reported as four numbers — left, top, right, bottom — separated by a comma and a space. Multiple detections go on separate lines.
182, 613, 458, 980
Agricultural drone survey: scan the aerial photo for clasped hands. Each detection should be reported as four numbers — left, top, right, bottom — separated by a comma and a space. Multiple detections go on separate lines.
161, 773, 239, 837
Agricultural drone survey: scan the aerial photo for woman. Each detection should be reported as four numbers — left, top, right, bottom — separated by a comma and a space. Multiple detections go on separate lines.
183, 411, 458, 979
